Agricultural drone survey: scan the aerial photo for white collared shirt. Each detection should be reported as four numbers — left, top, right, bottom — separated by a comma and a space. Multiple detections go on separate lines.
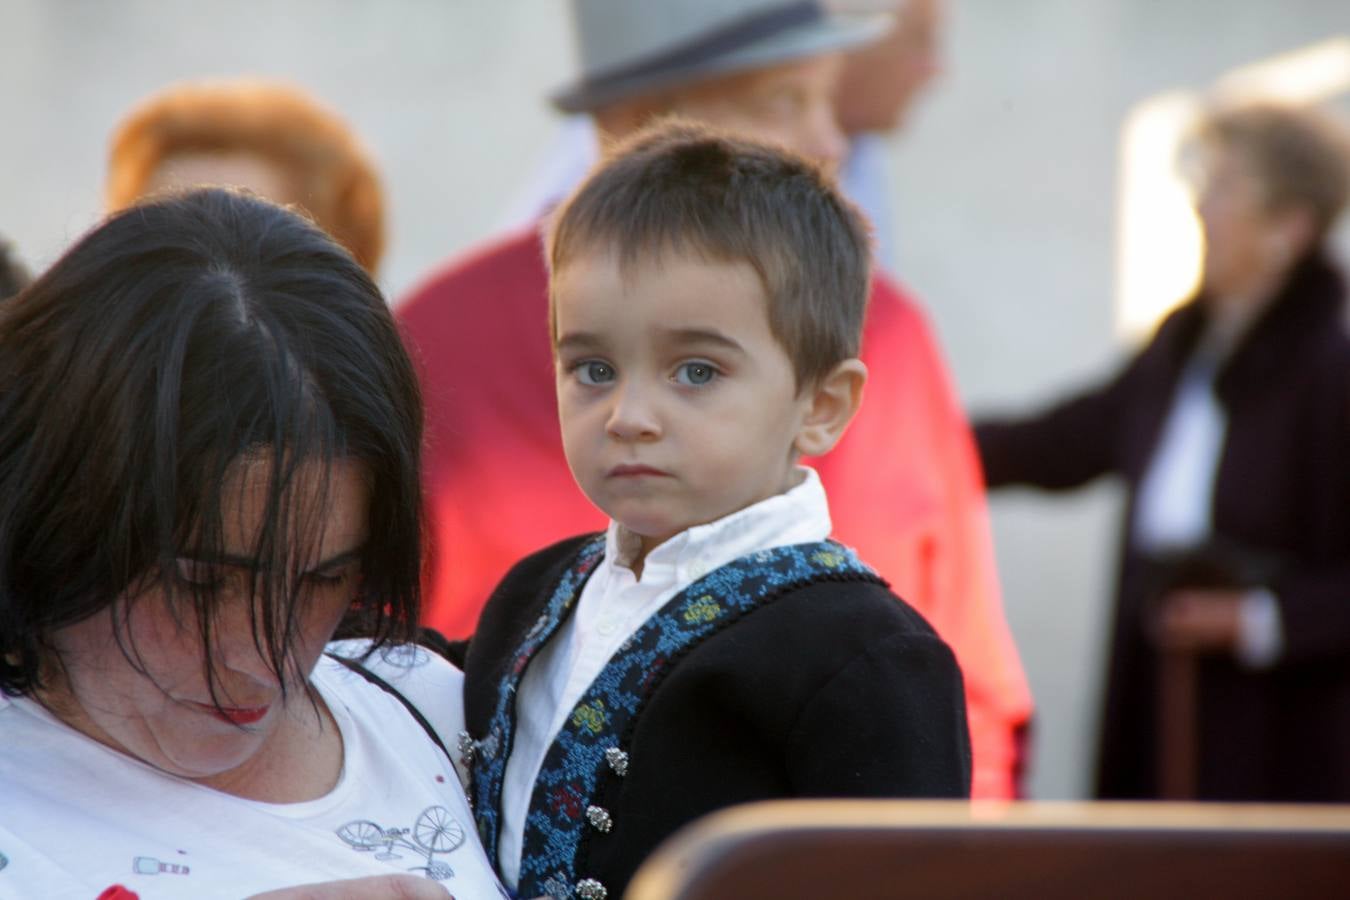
1133, 350, 1227, 552
496, 467, 833, 887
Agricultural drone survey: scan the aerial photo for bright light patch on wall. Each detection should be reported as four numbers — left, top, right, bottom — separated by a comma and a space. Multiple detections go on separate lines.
1115, 36, 1350, 341
1115, 92, 1204, 341
1215, 37, 1350, 103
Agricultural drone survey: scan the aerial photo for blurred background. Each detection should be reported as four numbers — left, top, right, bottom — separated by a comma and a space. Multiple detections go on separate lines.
3, 0, 1348, 800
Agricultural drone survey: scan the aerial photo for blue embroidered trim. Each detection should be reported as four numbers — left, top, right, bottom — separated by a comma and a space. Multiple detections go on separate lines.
473, 540, 878, 898
471, 536, 606, 864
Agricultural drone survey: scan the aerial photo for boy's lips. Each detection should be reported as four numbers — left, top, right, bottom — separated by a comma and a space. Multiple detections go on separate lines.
607, 463, 670, 478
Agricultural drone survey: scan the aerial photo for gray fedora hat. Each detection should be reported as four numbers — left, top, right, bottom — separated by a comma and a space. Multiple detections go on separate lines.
552, 0, 889, 113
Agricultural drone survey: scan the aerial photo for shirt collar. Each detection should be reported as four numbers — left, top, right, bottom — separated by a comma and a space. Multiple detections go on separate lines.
604, 466, 832, 586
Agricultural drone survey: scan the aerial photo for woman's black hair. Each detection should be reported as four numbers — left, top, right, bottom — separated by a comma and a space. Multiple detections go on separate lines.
0, 188, 423, 699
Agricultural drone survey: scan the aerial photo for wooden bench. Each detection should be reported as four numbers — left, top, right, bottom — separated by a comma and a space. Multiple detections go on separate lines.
625, 800, 1350, 899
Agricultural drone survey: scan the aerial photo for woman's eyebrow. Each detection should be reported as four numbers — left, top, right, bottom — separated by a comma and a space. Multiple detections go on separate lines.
180, 544, 366, 574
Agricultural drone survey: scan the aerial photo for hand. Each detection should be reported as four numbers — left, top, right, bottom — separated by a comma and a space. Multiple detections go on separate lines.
1153, 588, 1244, 653
247, 874, 453, 900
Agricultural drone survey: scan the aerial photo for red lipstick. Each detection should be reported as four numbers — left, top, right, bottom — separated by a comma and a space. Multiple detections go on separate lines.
191, 701, 270, 726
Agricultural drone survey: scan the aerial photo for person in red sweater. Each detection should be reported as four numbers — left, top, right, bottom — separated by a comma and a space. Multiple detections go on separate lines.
399, 0, 1031, 799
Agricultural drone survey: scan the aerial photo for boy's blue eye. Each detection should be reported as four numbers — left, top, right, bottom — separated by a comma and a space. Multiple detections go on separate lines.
675, 362, 717, 386
575, 361, 616, 385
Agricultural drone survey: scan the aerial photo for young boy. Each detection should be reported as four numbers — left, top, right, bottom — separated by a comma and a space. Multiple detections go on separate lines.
459, 122, 971, 900
401, 1, 1029, 802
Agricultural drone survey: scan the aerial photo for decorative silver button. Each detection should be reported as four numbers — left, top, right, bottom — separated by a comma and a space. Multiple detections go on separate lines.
457, 731, 476, 764
585, 805, 613, 833
576, 878, 608, 899
604, 747, 629, 776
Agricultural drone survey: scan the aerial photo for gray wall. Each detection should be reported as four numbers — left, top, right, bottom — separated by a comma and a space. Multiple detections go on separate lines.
4, 1, 1348, 799
3, 0, 576, 296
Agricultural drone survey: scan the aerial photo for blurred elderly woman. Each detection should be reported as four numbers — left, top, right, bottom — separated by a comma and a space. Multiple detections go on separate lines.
976, 102, 1350, 802
0, 190, 502, 898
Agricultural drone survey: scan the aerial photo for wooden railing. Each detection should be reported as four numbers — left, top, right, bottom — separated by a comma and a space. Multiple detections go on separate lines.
626, 799, 1350, 899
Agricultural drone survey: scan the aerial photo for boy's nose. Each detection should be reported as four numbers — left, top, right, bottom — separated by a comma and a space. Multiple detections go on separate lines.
605, 382, 662, 442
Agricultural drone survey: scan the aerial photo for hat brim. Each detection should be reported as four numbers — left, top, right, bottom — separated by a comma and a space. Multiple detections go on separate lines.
550, 14, 888, 114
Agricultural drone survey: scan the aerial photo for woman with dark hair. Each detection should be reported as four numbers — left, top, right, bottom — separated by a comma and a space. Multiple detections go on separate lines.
977, 101, 1350, 802
0, 189, 502, 898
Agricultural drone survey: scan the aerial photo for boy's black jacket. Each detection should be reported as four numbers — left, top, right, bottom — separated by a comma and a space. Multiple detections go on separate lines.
462, 533, 972, 896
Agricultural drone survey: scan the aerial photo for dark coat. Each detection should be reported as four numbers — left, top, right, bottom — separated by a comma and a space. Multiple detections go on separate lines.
462, 534, 971, 897
975, 252, 1350, 801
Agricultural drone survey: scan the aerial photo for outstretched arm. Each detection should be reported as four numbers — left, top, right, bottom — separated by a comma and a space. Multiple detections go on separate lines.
974, 368, 1131, 491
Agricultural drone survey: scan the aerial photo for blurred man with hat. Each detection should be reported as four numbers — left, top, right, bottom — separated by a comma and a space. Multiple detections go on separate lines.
399, 0, 1031, 801
501, 0, 946, 271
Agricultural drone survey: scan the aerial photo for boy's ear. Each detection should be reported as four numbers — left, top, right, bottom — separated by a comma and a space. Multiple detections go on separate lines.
794, 359, 867, 458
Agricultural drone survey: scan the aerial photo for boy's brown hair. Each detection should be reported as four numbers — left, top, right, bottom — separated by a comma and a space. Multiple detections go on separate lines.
106, 79, 386, 275
546, 119, 872, 388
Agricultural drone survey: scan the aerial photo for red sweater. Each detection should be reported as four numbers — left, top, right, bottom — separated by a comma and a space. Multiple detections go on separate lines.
398, 226, 1031, 798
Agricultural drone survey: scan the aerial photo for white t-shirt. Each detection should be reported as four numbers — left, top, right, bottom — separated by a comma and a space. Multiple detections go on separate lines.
0, 642, 505, 900
1132, 351, 1226, 553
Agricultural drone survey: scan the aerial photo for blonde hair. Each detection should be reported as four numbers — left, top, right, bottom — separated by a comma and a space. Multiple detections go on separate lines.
1192, 101, 1350, 241
106, 79, 385, 274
